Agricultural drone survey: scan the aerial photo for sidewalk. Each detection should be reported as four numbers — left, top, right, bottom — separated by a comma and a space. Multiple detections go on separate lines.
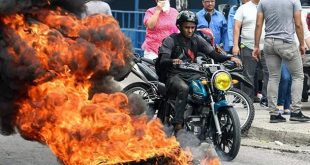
246, 102, 310, 146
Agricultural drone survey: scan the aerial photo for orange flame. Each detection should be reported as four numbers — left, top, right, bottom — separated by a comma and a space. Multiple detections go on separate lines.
15, 74, 191, 164
201, 157, 221, 165
0, 7, 193, 164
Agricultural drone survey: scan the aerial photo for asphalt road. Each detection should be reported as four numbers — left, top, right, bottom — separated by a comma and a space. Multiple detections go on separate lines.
1, 134, 310, 165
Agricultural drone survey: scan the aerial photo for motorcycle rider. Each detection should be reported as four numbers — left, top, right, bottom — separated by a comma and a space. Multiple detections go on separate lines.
157, 10, 242, 132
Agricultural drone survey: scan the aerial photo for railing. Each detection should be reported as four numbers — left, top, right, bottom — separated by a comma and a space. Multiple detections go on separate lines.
112, 10, 146, 55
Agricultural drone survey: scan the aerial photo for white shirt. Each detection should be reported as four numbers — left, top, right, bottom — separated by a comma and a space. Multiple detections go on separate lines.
294, 10, 310, 48
234, 1, 265, 50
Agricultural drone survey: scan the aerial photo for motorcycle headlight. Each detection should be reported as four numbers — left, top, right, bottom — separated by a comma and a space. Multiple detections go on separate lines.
213, 71, 232, 91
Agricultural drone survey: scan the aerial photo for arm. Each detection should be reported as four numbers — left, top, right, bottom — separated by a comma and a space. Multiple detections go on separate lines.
221, 17, 230, 51
232, 20, 242, 55
158, 37, 175, 66
252, 11, 264, 61
294, 10, 305, 55
145, 2, 165, 29
198, 36, 231, 62
302, 11, 310, 48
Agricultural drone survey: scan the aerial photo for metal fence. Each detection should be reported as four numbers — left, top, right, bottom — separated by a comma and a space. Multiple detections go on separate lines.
112, 10, 146, 55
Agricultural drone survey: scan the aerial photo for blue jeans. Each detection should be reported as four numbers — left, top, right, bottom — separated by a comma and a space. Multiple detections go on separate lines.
277, 64, 292, 110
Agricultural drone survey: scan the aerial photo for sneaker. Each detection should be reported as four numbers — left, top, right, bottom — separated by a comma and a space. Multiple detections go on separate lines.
301, 98, 308, 102
260, 98, 268, 107
270, 114, 286, 123
289, 111, 310, 122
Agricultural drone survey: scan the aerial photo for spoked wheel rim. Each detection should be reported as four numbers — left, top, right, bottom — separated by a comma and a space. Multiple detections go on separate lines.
225, 87, 255, 134
225, 91, 249, 128
125, 86, 153, 103
216, 111, 234, 154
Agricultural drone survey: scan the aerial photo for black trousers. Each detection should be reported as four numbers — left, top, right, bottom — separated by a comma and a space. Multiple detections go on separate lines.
302, 67, 310, 100
166, 75, 189, 125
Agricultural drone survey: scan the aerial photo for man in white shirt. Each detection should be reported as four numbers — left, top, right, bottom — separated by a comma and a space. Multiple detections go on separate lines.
232, 0, 268, 104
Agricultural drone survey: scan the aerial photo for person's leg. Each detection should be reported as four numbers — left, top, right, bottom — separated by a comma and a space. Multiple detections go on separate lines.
167, 75, 189, 127
302, 74, 309, 102
260, 52, 269, 106
240, 46, 258, 100
283, 75, 292, 114
263, 39, 282, 114
279, 46, 303, 113
279, 64, 292, 111
277, 64, 286, 113
276, 41, 310, 121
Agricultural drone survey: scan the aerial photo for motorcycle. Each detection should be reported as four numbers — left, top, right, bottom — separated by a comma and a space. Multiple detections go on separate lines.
194, 13, 255, 134
122, 54, 241, 160
127, 53, 254, 134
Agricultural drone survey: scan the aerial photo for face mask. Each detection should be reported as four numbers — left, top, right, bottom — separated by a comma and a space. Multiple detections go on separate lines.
162, 0, 170, 12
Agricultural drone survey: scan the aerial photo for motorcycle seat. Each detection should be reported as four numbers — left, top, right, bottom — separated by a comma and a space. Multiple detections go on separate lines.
137, 63, 158, 81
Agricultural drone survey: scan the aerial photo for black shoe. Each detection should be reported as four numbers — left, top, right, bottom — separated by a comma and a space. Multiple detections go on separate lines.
270, 114, 286, 123
253, 96, 260, 103
301, 98, 308, 102
290, 111, 310, 122
260, 98, 268, 107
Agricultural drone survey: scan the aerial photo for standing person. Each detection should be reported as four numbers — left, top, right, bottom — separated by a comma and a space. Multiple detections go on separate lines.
253, 0, 310, 123
227, 0, 250, 52
81, 0, 112, 17
278, 10, 310, 114
142, 0, 179, 60
232, 0, 268, 103
196, 0, 230, 52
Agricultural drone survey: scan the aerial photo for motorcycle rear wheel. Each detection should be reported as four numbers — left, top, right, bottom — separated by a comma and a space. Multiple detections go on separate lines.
212, 107, 241, 161
122, 82, 155, 103
225, 88, 255, 134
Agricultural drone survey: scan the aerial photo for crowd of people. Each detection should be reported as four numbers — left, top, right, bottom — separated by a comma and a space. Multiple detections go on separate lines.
141, 0, 310, 125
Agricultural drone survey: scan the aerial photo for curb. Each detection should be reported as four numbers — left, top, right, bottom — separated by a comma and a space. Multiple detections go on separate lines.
246, 126, 310, 146
241, 138, 310, 154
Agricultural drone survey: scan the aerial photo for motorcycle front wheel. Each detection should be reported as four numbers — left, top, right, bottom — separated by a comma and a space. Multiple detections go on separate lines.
225, 88, 255, 134
212, 107, 241, 161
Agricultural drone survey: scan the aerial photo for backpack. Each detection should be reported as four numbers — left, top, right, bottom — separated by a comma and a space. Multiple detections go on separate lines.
155, 34, 199, 82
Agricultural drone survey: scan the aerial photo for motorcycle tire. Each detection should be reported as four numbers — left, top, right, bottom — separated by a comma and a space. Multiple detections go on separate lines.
226, 88, 255, 134
122, 82, 161, 117
122, 82, 153, 100
213, 107, 241, 161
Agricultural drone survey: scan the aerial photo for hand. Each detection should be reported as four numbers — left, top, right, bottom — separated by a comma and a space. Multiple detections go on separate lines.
230, 57, 242, 67
252, 47, 260, 62
300, 45, 305, 56
172, 59, 182, 65
232, 46, 240, 56
156, 0, 166, 11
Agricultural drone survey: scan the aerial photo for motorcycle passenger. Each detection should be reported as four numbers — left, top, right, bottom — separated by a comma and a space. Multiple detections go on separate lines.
157, 10, 242, 132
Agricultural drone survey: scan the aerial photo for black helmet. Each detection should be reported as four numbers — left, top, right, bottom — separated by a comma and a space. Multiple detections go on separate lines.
176, 10, 198, 26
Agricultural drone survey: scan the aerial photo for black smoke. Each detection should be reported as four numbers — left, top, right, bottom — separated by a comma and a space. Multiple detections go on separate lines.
0, 0, 134, 135
0, 0, 87, 15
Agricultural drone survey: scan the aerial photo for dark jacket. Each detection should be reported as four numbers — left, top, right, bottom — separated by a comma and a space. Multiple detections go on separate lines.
158, 33, 231, 82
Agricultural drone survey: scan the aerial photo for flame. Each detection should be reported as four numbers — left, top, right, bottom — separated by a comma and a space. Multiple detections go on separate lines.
201, 157, 221, 165
0, 6, 192, 165
15, 74, 191, 164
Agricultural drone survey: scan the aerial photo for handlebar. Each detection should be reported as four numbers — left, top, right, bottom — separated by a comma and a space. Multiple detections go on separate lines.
222, 60, 243, 72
